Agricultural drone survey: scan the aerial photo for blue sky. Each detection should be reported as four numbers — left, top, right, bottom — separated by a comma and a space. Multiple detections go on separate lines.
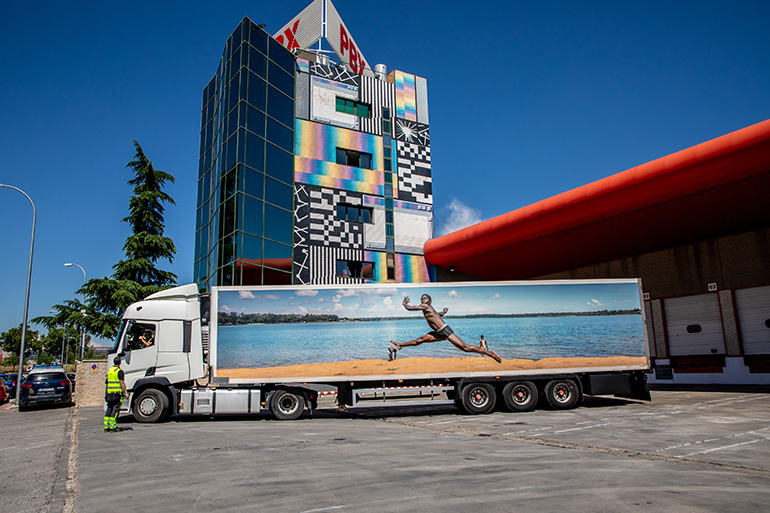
218, 281, 642, 318
2, 1, 769, 343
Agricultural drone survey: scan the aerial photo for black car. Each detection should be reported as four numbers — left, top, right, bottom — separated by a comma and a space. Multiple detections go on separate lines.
19, 371, 73, 410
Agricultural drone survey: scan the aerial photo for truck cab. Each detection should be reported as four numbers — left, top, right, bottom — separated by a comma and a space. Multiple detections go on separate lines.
110, 284, 206, 420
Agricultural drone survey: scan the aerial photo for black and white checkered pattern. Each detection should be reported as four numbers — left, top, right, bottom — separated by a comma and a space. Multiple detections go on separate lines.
307, 186, 365, 249
396, 141, 432, 204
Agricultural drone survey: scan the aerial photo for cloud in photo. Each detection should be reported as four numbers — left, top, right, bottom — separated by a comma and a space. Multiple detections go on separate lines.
296, 289, 319, 297
437, 198, 484, 236
588, 299, 604, 307
238, 291, 255, 299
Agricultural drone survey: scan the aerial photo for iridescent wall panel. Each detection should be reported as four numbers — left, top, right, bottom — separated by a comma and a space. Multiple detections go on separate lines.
394, 70, 417, 121
295, 118, 383, 168
394, 253, 435, 283
295, 156, 384, 195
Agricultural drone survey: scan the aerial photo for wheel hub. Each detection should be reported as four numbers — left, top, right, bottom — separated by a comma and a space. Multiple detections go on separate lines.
139, 398, 157, 415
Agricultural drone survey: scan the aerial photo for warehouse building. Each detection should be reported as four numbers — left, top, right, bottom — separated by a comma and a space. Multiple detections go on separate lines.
425, 119, 770, 385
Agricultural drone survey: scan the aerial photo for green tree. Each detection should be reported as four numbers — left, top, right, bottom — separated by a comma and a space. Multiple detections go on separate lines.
37, 141, 178, 340
0, 324, 39, 370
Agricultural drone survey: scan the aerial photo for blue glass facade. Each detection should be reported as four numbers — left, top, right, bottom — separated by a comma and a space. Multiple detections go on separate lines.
195, 18, 296, 290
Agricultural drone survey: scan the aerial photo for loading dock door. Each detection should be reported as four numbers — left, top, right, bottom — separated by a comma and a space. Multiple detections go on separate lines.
664, 294, 725, 356
735, 285, 770, 355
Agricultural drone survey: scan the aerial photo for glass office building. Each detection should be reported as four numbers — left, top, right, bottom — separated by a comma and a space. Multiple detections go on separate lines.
195, 19, 296, 290
195, 6, 435, 291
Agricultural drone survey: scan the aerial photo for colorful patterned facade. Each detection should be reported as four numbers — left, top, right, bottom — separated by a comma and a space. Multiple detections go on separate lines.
292, 61, 434, 285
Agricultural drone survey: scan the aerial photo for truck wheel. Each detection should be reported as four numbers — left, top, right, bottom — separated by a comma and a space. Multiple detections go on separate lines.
544, 378, 580, 410
133, 389, 169, 423
502, 381, 538, 412
461, 383, 496, 414
270, 390, 305, 420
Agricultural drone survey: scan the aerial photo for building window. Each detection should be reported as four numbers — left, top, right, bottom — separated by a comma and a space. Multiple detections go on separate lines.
336, 97, 371, 118
336, 148, 372, 169
336, 203, 373, 224
382, 107, 392, 135
386, 253, 395, 281
336, 260, 375, 279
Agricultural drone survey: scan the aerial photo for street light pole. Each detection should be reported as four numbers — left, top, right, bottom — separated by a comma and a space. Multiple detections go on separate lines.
49, 309, 64, 364
1, 184, 36, 407
64, 263, 87, 360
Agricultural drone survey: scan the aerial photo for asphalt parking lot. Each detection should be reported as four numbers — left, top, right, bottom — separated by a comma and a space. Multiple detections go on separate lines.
2, 386, 770, 512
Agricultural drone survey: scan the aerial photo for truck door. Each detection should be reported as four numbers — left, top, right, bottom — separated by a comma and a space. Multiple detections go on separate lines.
121, 321, 159, 389
154, 319, 191, 384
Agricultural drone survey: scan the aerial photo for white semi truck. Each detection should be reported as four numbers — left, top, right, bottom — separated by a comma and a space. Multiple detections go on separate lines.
111, 279, 651, 422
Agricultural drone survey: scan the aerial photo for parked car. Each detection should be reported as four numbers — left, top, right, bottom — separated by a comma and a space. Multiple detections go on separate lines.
3, 373, 19, 398
0, 378, 9, 404
19, 369, 73, 410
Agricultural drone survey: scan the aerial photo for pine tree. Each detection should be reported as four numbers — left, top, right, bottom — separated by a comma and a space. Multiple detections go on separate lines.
38, 141, 178, 339
114, 141, 177, 285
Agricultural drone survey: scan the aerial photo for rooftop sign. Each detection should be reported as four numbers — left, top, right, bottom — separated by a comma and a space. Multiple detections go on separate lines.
273, 0, 372, 76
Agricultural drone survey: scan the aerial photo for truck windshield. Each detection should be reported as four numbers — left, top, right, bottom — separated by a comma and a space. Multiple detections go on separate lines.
109, 320, 127, 354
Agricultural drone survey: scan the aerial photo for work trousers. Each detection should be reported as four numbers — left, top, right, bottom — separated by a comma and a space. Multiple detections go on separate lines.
104, 393, 123, 431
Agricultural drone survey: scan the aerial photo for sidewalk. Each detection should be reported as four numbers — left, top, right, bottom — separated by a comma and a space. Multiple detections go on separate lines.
0, 402, 75, 513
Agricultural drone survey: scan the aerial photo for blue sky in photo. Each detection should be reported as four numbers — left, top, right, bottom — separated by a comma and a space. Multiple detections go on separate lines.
217, 281, 642, 318
2, 1, 769, 341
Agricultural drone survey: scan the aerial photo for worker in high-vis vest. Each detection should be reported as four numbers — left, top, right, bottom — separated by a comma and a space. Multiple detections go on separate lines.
104, 357, 127, 432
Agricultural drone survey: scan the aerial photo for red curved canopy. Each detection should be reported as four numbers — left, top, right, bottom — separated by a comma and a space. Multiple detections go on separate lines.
424, 118, 770, 280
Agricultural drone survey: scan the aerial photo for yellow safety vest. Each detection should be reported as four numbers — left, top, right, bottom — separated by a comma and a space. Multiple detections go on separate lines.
106, 366, 123, 394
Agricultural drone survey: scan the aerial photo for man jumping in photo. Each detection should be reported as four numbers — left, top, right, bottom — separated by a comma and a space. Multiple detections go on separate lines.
389, 294, 502, 363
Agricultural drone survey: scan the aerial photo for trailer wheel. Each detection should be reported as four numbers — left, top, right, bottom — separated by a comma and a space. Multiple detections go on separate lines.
133, 388, 169, 423
461, 383, 496, 414
270, 390, 305, 421
502, 381, 539, 412
544, 378, 580, 410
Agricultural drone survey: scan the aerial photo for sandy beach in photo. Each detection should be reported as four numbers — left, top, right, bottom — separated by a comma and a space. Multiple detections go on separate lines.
219, 355, 648, 379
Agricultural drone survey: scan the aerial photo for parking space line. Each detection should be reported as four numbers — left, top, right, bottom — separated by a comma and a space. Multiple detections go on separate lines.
647, 427, 770, 455
677, 437, 770, 458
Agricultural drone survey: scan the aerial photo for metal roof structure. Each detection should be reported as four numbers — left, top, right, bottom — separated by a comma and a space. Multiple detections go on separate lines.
424, 119, 770, 280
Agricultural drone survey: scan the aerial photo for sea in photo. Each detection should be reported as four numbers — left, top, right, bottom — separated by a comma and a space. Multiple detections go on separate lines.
215, 314, 646, 369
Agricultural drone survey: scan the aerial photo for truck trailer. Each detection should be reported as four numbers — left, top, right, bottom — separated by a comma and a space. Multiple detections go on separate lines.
111, 279, 651, 422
